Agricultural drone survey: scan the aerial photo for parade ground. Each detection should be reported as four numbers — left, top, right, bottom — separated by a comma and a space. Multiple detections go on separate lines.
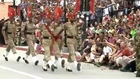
0, 46, 138, 79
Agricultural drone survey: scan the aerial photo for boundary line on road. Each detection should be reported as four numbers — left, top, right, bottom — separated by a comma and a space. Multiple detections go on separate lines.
0, 65, 44, 79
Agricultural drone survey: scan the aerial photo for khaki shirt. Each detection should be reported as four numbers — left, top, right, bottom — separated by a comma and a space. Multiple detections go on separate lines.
3, 21, 16, 39
65, 22, 78, 36
38, 24, 53, 37
21, 21, 36, 33
52, 23, 64, 36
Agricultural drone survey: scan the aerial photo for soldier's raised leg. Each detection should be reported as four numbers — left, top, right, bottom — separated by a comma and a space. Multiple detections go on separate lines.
3, 38, 21, 62
53, 40, 65, 69
23, 39, 39, 65
66, 39, 81, 72
42, 38, 55, 72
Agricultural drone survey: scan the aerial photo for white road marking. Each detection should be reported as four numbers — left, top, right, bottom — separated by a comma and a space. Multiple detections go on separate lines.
0, 66, 44, 79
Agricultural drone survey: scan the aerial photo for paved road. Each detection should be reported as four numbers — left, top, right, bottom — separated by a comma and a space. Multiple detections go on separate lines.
0, 47, 138, 79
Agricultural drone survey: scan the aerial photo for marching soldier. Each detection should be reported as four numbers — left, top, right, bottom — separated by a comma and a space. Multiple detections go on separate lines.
64, 13, 83, 72
21, 17, 39, 65
134, 26, 140, 77
51, 19, 65, 69
38, 18, 55, 72
2, 8, 21, 62
21, 5, 39, 65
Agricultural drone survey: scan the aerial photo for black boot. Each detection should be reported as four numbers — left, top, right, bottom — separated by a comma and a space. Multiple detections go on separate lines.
77, 62, 81, 71
61, 59, 65, 68
16, 56, 21, 62
23, 57, 29, 64
3, 55, 8, 61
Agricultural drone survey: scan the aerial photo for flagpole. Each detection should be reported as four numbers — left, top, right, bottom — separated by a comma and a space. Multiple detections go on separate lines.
81, 0, 89, 42
13, 0, 15, 7
64, 0, 67, 47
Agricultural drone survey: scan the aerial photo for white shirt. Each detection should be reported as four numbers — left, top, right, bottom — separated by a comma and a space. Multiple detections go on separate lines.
103, 46, 112, 55
15, 0, 21, 6
60, 0, 68, 6
135, 0, 140, 7
37, 0, 40, 3
103, 8, 109, 16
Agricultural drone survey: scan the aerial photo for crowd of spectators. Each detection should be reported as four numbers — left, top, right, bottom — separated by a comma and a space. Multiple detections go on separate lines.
77, 0, 140, 74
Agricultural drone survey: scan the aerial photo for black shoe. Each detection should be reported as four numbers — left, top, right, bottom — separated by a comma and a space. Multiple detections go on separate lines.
23, 57, 29, 64
66, 68, 73, 72
136, 71, 140, 77
42, 67, 48, 71
16, 56, 21, 62
35, 60, 39, 66
61, 59, 65, 68
77, 62, 81, 71
51, 64, 55, 72
54, 65, 58, 69
3, 55, 8, 61
46, 64, 50, 68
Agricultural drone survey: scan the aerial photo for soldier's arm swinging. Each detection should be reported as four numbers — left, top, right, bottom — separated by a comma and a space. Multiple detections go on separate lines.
37, 24, 43, 44
21, 22, 26, 39
2, 23, 8, 40
13, 25, 17, 40
77, 21, 84, 27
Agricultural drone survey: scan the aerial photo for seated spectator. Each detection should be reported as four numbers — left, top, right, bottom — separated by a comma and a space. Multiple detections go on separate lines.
78, 39, 93, 62
99, 42, 113, 65
108, 33, 116, 43
85, 39, 97, 63
111, 42, 133, 69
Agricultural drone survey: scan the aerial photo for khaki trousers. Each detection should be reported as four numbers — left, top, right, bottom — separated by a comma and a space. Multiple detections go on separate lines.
6, 36, 16, 54
42, 38, 53, 62
26, 34, 36, 56
66, 38, 77, 62
53, 39, 63, 60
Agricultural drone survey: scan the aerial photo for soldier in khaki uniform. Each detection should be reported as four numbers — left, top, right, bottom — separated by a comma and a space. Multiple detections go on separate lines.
38, 18, 55, 72
2, 17, 21, 62
51, 19, 65, 69
21, 17, 39, 65
64, 14, 83, 72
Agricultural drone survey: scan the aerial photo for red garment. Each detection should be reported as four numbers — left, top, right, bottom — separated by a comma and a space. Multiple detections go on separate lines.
45, 6, 52, 19
54, 6, 63, 19
120, 47, 132, 56
90, 0, 95, 14
67, 13, 76, 19
8, 5, 16, 18
128, 15, 133, 20
36, 31, 41, 38
74, 0, 80, 15
27, 6, 32, 18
